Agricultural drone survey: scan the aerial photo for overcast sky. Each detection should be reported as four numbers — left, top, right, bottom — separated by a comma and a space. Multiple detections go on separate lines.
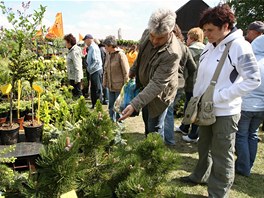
1, 0, 222, 40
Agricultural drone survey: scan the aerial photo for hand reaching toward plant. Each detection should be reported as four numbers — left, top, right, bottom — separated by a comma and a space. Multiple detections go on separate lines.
119, 105, 135, 121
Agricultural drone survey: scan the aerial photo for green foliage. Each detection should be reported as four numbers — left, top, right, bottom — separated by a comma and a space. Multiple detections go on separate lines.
117, 39, 139, 47
0, 145, 16, 192
0, 165, 15, 192
0, 1, 46, 82
0, 58, 11, 85
0, 1, 46, 125
228, 0, 264, 31
35, 133, 80, 197
113, 133, 180, 197
0, 145, 16, 163
0, 102, 10, 115
71, 96, 90, 122
29, 103, 115, 197
40, 89, 71, 128
76, 103, 115, 155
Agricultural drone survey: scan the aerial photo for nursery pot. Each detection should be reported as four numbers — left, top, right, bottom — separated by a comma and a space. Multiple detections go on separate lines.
23, 122, 43, 143
25, 113, 36, 121
0, 124, 20, 145
15, 116, 25, 130
0, 117, 7, 125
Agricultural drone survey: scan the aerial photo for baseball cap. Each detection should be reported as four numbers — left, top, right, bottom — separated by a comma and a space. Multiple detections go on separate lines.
248, 21, 264, 33
83, 34, 94, 40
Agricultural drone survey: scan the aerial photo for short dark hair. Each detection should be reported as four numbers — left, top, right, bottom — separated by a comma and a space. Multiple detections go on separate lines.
199, 4, 236, 30
103, 35, 117, 48
64, 33, 76, 46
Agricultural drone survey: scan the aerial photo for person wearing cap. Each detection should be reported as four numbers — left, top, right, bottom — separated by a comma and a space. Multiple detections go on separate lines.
119, 9, 182, 140
246, 21, 264, 43
94, 38, 108, 104
83, 34, 103, 108
103, 35, 129, 122
235, 35, 264, 177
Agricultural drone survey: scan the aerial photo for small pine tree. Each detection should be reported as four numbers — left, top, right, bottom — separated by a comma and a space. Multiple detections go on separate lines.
113, 133, 181, 197
34, 133, 80, 197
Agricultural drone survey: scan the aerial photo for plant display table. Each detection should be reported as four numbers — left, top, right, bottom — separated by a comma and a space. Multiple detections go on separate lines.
0, 142, 43, 172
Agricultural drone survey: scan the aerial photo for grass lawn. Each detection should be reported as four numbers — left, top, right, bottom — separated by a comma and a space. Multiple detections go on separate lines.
123, 114, 264, 198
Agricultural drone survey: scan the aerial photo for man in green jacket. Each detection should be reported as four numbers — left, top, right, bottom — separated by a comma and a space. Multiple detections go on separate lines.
119, 9, 182, 138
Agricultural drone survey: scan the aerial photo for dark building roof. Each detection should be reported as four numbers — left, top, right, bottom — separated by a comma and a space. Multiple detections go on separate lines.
176, 0, 210, 36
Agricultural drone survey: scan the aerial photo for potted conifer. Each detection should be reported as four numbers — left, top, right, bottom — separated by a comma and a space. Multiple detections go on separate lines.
23, 82, 44, 143
0, 2, 46, 144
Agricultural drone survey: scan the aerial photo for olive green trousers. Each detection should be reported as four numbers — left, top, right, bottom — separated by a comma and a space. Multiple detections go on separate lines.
190, 114, 240, 198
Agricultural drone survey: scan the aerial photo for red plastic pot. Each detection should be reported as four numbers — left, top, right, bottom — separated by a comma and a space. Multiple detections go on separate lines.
15, 117, 25, 130
0, 117, 7, 125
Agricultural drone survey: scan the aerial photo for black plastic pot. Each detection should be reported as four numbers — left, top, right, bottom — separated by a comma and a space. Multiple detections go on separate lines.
0, 125, 20, 145
24, 123, 43, 143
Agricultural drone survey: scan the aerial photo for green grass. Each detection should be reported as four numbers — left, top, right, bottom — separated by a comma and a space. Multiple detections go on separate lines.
123, 115, 264, 198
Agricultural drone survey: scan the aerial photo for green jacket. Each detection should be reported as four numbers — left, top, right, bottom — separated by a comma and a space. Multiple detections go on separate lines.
66, 44, 84, 83
130, 31, 182, 118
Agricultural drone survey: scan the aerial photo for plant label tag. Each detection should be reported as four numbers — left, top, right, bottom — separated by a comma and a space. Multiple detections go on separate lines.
60, 190, 78, 198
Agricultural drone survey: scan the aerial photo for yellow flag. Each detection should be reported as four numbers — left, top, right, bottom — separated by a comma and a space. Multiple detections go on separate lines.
46, 12, 64, 39
79, 33, 84, 41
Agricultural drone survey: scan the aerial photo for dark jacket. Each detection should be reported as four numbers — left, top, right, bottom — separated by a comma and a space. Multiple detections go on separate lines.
130, 30, 182, 118
177, 40, 197, 92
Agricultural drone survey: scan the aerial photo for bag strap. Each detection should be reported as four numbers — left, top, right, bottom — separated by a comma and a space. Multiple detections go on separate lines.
210, 41, 233, 86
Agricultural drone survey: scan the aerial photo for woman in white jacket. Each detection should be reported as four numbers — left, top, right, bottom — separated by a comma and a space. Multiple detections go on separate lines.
64, 34, 84, 98
180, 4, 260, 198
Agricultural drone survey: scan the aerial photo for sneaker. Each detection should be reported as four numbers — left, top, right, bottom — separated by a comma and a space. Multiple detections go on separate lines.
174, 126, 188, 135
182, 135, 199, 143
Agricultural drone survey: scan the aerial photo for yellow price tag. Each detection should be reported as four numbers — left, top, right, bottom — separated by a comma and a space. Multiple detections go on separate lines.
32, 84, 44, 93
60, 190, 78, 198
0, 84, 12, 95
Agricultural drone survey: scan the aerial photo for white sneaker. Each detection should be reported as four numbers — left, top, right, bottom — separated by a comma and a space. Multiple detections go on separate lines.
174, 126, 188, 135
182, 135, 199, 143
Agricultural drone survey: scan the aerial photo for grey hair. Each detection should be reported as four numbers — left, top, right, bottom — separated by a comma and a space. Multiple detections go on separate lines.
104, 35, 117, 47
148, 9, 176, 35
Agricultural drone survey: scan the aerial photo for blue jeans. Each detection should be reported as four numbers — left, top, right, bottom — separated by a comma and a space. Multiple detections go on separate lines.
235, 111, 264, 176
108, 91, 120, 122
142, 105, 168, 140
164, 103, 176, 145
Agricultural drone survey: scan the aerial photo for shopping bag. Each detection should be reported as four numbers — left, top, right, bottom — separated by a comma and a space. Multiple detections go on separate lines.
114, 79, 139, 117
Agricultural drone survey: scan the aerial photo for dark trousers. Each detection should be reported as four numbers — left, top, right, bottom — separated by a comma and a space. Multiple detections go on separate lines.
90, 69, 103, 108
70, 80, 82, 98
180, 91, 199, 139
142, 105, 168, 139
103, 87, 109, 104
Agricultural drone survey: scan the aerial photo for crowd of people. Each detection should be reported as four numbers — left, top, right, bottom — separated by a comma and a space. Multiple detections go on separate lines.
63, 3, 264, 197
